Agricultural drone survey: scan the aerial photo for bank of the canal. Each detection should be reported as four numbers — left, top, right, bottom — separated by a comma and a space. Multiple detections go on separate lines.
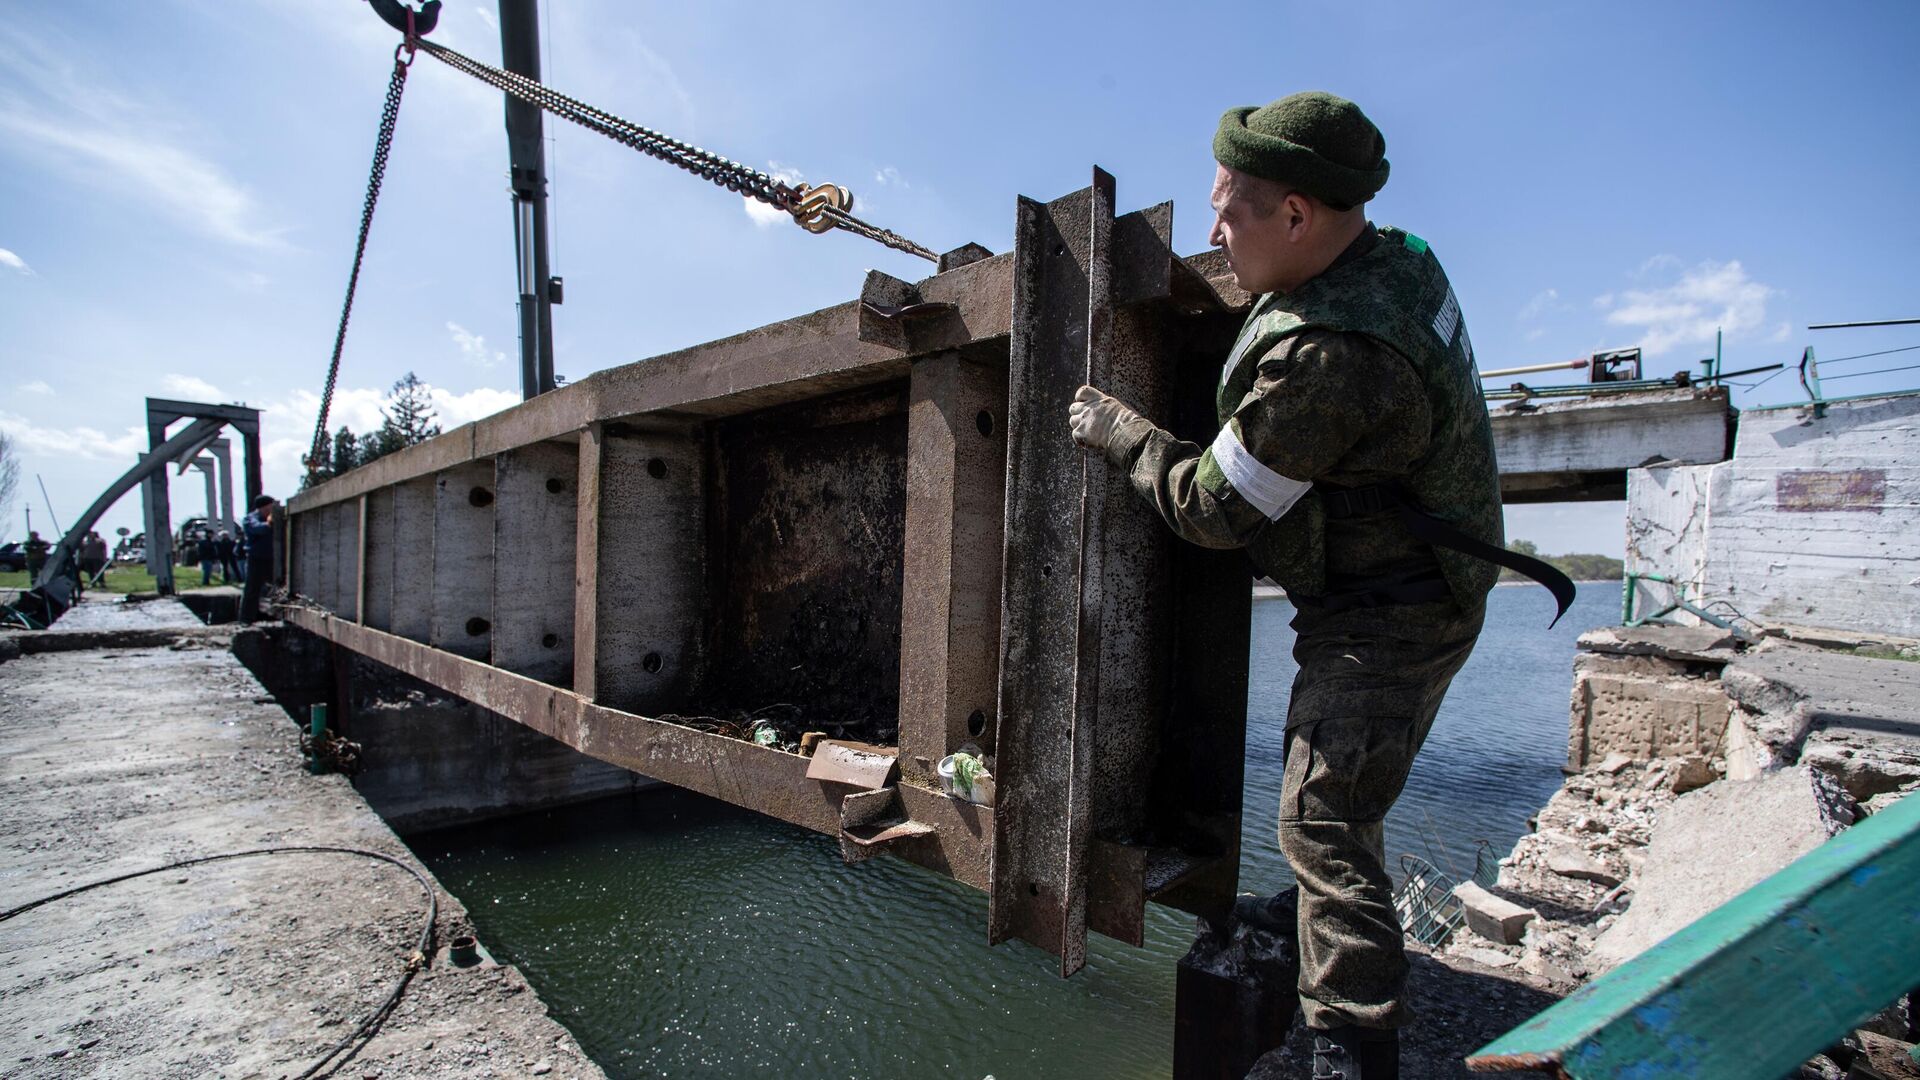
416, 585, 1607, 1079
0, 598, 606, 1079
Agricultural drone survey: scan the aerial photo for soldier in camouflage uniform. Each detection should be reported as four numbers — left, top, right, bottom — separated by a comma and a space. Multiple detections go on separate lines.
1070, 91, 1521, 1080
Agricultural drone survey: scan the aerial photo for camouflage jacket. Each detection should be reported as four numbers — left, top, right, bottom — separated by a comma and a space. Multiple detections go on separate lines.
1104, 225, 1502, 610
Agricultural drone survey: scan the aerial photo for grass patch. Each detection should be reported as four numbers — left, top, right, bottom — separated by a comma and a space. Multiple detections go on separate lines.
0, 565, 236, 595
1851, 645, 1920, 664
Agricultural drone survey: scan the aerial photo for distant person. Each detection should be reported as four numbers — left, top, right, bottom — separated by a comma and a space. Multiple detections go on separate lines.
23, 531, 49, 583
215, 530, 239, 584
197, 531, 218, 587
240, 495, 277, 623
79, 532, 109, 587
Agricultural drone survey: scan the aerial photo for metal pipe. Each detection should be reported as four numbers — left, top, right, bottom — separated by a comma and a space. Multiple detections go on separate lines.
1808, 318, 1920, 330
499, 0, 555, 400
1478, 358, 1589, 379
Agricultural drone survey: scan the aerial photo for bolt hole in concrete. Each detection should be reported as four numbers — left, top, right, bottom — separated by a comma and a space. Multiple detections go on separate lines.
646, 457, 668, 480
967, 709, 988, 737
545, 477, 566, 494
468, 486, 494, 507
541, 633, 559, 649
413, 587, 1613, 1078
642, 651, 663, 673
976, 409, 995, 437
465, 617, 490, 637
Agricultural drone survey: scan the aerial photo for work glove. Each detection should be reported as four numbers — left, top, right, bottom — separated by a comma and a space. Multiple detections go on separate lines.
1067, 384, 1141, 454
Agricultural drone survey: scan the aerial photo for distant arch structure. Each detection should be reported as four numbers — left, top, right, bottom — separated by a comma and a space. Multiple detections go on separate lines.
24, 398, 262, 614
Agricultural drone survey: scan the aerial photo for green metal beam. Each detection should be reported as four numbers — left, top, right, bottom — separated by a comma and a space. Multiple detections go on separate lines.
1467, 790, 1920, 1077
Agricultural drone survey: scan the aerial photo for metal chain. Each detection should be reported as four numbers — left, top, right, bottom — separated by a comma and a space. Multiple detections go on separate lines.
311, 48, 413, 480
414, 40, 937, 262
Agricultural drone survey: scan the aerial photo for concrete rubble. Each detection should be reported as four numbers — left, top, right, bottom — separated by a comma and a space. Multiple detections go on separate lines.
1453, 621, 1920, 1072
1588, 764, 1855, 972
1452, 881, 1535, 946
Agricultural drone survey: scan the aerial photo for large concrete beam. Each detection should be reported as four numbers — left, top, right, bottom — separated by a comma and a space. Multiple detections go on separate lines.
279, 171, 1253, 976
1492, 387, 1731, 503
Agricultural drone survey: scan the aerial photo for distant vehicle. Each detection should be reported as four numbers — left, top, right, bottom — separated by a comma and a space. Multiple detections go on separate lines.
118, 546, 145, 565
0, 542, 25, 573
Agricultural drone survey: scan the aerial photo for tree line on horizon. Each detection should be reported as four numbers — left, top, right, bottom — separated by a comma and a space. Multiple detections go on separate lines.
1504, 538, 1623, 582
301, 372, 441, 488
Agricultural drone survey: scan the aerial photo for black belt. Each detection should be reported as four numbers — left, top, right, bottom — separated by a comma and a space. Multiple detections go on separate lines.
1309, 482, 1577, 627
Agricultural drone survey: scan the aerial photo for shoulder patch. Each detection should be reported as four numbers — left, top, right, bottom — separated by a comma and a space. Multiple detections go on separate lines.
1431, 287, 1461, 346
1402, 232, 1429, 255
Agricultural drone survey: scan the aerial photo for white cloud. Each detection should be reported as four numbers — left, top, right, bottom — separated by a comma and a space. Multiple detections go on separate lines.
1634, 253, 1682, 277
21, 380, 52, 396
472, 5, 499, 31
0, 411, 146, 461
257, 382, 517, 491
0, 247, 31, 275
0, 27, 285, 250
448, 321, 506, 369
428, 385, 520, 424
873, 166, 907, 188
745, 163, 804, 228
1596, 259, 1776, 356
1518, 288, 1560, 321
620, 32, 695, 121
161, 374, 228, 401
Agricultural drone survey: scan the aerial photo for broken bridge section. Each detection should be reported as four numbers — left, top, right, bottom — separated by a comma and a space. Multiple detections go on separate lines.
284, 169, 1251, 975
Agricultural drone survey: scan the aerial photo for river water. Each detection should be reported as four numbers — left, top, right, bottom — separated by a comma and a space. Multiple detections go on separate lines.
417, 585, 1613, 1079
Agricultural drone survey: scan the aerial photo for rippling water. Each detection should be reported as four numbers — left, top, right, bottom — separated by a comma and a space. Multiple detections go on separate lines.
418, 585, 1612, 1079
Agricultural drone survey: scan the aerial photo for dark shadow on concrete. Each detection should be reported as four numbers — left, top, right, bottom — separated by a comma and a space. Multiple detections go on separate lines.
1249, 949, 1562, 1079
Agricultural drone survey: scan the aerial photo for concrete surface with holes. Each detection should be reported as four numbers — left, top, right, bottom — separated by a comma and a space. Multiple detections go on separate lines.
0, 605, 606, 1080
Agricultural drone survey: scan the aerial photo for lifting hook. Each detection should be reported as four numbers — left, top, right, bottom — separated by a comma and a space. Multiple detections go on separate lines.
368, 0, 441, 38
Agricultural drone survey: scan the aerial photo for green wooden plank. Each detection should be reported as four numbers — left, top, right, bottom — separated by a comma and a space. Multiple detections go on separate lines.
1468, 790, 1920, 1078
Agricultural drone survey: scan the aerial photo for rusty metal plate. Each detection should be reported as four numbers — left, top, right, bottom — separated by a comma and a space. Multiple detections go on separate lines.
805, 740, 899, 790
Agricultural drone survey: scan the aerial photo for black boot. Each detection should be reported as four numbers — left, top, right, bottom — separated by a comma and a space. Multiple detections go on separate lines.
1310, 1026, 1398, 1080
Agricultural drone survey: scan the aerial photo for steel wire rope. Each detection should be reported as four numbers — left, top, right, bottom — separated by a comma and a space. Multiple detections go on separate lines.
411, 39, 937, 261
1725, 343, 1918, 398
1820, 361, 1920, 383
0, 845, 439, 1080
1810, 343, 1920, 366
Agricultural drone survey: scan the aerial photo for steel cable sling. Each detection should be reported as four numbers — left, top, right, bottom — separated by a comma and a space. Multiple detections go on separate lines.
309, 9, 937, 481
413, 39, 937, 264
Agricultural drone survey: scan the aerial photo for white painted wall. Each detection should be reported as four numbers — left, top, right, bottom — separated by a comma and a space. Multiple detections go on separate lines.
1625, 393, 1920, 638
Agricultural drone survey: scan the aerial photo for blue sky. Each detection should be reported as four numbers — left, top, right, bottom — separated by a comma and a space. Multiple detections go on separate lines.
2, 0, 1916, 553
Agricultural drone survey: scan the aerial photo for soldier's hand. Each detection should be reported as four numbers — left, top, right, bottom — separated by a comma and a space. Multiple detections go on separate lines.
1068, 384, 1139, 452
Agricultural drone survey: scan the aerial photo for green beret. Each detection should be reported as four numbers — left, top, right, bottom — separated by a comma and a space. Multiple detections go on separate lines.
1213, 91, 1390, 209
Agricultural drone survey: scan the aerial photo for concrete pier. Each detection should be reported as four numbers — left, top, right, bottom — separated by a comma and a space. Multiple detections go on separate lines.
0, 602, 608, 1079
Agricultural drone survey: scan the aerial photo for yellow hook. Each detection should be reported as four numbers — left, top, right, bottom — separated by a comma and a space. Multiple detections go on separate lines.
789, 183, 854, 234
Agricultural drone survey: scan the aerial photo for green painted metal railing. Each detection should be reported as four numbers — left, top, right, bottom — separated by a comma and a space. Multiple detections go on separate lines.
1466, 790, 1920, 1076
1620, 572, 1753, 642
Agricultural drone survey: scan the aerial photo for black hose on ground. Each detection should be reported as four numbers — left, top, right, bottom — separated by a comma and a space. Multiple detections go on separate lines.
0, 845, 440, 1079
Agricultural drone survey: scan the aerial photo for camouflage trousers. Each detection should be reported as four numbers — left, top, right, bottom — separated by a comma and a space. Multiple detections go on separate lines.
1278, 595, 1485, 1032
